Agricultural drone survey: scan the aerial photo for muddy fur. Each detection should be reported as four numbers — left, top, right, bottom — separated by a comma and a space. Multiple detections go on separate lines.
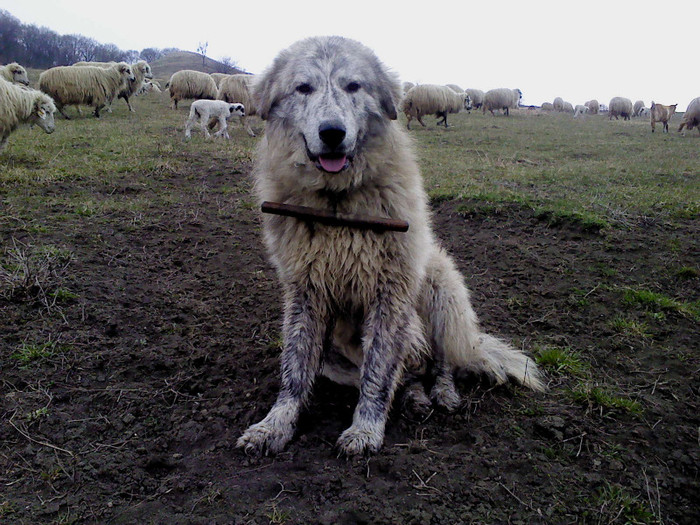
237, 36, 544, 457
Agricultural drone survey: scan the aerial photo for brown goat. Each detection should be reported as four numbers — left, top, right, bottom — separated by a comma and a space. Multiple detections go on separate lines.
650, 101, 677, 133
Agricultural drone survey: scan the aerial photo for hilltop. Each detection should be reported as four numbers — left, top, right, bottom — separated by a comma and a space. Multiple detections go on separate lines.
149, 51, 248, 82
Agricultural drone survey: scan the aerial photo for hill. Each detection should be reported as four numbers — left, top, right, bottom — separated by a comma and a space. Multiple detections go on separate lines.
149, 51, 248, 82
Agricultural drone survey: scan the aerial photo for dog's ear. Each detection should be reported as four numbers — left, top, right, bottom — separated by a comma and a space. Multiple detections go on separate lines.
373, 69, 401, 120
254, 69, 284, 121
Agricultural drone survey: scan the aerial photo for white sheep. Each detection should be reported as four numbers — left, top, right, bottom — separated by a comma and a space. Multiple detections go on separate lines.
553, 97, 564, 112
184, 99, 245, 140
0, 80, 56, 152
465, 88, 485, 109
166, 70, 218, 110
39, 62, 135, 119
678, 97, 700, 135
210, 72, 230, 87
574, 104, 589, 118
0, 62, 30, 85
402, 81, 415, 95
540, 102, 554, 111
562, 101, 574, 113
73, 60, 154, 112
482, 88, 521, 116
633, 100, 645, 117
216, 74, 258, 136
585, 99, 599, 114
608, 97, 633, 120
446, 84, 463, 93
639, 107, 650, 117
400, 84, 472, 129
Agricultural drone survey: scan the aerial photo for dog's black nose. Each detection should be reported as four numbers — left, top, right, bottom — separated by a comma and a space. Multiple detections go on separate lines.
318, 121, 346, 149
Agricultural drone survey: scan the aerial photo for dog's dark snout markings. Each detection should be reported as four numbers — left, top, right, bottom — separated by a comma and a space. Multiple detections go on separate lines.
318, 120, 346, 148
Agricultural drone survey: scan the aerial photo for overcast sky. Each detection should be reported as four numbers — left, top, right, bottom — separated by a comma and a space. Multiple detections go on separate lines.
3, 0, 698, 109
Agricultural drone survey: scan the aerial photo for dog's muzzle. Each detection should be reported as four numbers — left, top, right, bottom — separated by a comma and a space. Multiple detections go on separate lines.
312, 120, 351, 173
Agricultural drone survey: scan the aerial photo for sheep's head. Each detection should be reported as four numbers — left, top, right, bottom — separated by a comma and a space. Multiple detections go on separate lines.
138, 61, 154, 79
32, 95, 57, 134
117, 63, 136, 82
8, 63, 30, 85
462, 93, 473, 111
228, 103, 245, 118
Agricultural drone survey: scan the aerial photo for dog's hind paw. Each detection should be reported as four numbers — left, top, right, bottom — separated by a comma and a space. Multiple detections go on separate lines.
430, 376, 462, 412
236, 422, 293, 456
336, 425, 384, 456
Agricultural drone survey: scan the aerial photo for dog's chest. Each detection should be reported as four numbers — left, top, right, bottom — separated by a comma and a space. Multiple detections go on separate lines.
275, 221, 403, 302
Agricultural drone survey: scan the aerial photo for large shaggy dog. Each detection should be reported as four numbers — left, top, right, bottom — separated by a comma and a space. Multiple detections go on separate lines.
237, 36, 545, 457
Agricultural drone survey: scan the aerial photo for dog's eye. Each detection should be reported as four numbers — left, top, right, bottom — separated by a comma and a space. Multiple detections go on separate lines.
346, 81, 361, 93
296, 83, 313, 95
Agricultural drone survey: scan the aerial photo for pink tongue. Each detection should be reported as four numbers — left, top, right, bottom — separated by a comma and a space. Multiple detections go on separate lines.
319, 155, 347, 173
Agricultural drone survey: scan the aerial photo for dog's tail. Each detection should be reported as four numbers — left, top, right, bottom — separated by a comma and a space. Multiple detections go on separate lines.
420, 247, 546, 392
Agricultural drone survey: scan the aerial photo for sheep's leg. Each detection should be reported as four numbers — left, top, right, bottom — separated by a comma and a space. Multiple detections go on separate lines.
416, 115, 427, 127
200, 115, 212, 138
214, 116, 228, 138
93, 105, 104, 118
406, 116, 412, 130
56, 103, 71, 120
0, 136, 8, 152
242, 115, 255, 137
436, 112, 447, 127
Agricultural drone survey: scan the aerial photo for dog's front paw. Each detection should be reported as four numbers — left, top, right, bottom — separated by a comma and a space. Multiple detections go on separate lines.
336, 425, 384, 456
237, 421, 294, 456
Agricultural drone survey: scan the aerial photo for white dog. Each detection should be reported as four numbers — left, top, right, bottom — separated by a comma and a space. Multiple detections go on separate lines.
237, 36, 545, 457
184, 100, 245, 139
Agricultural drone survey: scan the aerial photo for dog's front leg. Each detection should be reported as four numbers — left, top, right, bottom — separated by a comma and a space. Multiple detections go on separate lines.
336, 301, 420, 456
237, 286, 326, 456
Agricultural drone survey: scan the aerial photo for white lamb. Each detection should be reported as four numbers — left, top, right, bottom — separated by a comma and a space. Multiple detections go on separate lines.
185, 100, 245, 140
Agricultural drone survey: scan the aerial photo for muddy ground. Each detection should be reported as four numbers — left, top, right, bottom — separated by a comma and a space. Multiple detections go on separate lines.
1, 148, 698, 524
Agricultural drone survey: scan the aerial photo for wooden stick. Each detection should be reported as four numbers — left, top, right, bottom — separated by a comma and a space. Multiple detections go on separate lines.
261, 201, 409, 233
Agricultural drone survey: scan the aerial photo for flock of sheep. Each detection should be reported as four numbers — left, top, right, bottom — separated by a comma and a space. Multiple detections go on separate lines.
1, 59, 700, 153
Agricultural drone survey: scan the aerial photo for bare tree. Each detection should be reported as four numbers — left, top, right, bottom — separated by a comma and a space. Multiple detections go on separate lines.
197, 41, 208, 67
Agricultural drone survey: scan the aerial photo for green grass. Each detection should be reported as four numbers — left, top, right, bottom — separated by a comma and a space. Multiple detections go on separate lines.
535, 346, 588, 376
569, 385, 643, 415
622, 287, 700, 320
11, 341, 56, 364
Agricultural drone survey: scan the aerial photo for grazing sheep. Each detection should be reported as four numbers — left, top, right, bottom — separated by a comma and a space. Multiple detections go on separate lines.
39, 62, 135, 119
482, 88, 521, 116
650, 101, 677, 132
608, 97, 633, 120
166, 70, 218, 109
210, 72, 230, 87
74, 60, 153, 112
585, 99, 599, 114
574, 104, 589, 118
633, 100, 645, 117
540, 102, 554, 111
562, 101, 574, 113
184, 99, 245, 140
0, 80, 56, 152
400, 84, 472, 128
446, 84, 463, 93
553, 97, 564, 112
677, 97, 700, 135
0, 62, 30, 85
136, 79, 162, 95
639, 107, 650, 117
465, 88, 485, 109
216, 74, 258, 136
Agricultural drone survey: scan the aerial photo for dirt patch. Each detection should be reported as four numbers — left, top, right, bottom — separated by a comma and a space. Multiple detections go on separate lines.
1, 155, 698, 524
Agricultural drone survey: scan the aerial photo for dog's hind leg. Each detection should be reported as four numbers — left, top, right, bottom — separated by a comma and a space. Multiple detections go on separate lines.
237, 286, 328, 455
420, 247, 546, 394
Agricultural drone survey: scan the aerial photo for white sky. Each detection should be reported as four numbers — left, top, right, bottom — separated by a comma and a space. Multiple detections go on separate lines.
2, 0, 698, 109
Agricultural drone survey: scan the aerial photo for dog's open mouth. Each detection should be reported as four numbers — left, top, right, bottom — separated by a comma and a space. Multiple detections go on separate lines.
317, 154, 349, 173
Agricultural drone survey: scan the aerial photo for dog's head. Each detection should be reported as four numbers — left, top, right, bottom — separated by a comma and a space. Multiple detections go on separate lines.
254, 36, 401, 176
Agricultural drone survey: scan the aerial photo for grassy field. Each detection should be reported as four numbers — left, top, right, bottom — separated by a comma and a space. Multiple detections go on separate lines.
1, 88, 699, 524
3, 91, 697, 231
